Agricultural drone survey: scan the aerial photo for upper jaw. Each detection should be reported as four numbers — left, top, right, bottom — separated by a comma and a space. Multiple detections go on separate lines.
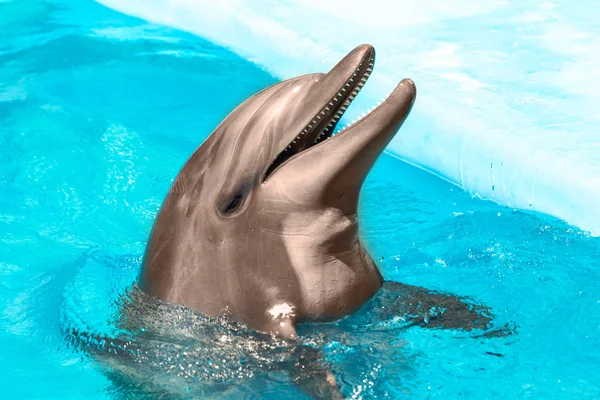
295, 46, 375, 150
263, 45, 376, 181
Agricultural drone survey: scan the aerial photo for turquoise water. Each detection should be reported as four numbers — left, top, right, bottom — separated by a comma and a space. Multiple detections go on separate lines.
1, 1, 600, 399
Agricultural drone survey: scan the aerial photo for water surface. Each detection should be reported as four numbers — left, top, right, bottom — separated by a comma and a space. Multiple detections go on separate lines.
1, 1, 599, 398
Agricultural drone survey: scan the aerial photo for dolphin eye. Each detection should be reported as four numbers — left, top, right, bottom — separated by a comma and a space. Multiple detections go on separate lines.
224, 194, 243, 213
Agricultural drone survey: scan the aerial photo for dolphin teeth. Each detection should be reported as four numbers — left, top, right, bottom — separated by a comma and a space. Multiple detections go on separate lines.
279, 53, 375, 157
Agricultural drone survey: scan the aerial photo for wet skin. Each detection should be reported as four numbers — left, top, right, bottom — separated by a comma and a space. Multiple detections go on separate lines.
140, 44, 417, 340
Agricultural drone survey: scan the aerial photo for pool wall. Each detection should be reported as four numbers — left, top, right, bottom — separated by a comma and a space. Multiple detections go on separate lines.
97, 0, 600, 234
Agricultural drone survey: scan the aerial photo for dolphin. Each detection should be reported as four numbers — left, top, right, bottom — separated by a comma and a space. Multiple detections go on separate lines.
61, 44, 514, 400
140, 44, 416, 339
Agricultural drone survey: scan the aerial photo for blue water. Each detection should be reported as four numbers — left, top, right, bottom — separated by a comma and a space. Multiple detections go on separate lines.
1, 1, 600, 399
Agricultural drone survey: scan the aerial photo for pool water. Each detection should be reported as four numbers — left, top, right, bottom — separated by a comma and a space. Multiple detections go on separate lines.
1, 1, 600, 399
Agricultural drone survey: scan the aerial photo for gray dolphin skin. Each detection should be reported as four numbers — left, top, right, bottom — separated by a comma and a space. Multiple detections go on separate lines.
140, 44, 416, 339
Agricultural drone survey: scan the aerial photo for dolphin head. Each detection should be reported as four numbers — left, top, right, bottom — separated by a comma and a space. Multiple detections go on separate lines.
141, 44, 416, 332
177, 44, 415, 218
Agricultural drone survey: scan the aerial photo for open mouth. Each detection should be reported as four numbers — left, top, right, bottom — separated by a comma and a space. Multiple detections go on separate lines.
263, 49, 376, 181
